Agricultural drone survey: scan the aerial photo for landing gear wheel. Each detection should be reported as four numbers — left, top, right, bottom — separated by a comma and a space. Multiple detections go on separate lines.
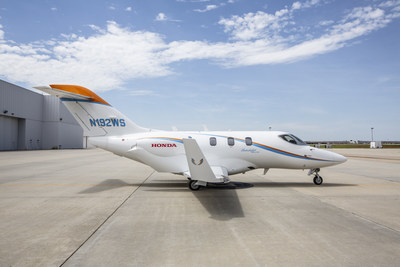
188, 180, 201, 191
313, 175, 323, 185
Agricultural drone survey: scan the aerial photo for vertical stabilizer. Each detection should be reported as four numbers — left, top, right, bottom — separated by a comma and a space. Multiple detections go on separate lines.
34, 85, 149, 136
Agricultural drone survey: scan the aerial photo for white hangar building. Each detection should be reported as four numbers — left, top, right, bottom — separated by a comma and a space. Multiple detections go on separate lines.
0, 79, 84, 151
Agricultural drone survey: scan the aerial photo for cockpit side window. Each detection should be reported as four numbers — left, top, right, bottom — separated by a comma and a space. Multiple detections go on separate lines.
279, 134, 307, 145
291, 135, 307, 145
280, 134, 297, 144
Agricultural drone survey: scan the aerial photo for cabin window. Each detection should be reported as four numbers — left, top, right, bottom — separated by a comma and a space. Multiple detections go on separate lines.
245, 137, 252, 146
210, 137, 217, 146
228, 137, 235, 146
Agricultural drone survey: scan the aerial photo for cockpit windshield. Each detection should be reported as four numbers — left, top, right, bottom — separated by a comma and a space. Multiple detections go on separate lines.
279, 134, 307, 145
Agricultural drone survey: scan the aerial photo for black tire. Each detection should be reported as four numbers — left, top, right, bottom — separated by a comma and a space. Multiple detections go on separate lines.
188, 180, 201, 191
313, 175, 323, 185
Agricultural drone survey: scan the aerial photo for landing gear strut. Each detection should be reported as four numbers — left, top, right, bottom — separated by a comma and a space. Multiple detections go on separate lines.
308, 168, 323, 185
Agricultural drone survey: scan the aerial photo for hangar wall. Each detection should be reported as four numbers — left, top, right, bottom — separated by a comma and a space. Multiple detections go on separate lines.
0, 79, 83, 151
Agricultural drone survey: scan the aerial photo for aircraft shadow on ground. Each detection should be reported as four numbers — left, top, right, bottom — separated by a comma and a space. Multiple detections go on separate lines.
251, 182, 357, 188
148, 181, 251, 220
192, 186, 246, 221
78, 179, 187, 194
79, 179, 355, 220
148, 182, 249, 221
79, 179, 247, 221
79, 179, 354, 194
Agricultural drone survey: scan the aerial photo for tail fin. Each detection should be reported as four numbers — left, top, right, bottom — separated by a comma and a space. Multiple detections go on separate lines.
34, 85, 149, 136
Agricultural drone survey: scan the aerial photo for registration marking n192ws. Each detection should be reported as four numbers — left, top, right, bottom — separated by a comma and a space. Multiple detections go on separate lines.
89, 118, 126, 127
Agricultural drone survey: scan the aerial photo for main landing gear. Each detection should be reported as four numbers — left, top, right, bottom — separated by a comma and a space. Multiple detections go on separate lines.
188, 179, 201, 191
187, 179, 207, 191
308, 168, 323, 185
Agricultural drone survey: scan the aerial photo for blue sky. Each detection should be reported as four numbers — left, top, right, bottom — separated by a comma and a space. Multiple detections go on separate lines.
0, 0, 399, 141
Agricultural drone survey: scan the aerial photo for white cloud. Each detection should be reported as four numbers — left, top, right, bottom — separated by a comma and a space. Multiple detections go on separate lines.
155, 13, 167, 21
218, 0, 323, 42
0, 21, 170, 91
51, 7, 57, 11
60, 33, 78, 40
292, 0, 320, 10
155, 13, 181, 22
318, 20, 334, 26
0, 24, 4, 40
109, 6, 116, 10
292, 2, 302, 10
194, 5, 218, 13
218, 10, 290, 41
88, 24, 104, 33
379, 0, 400, 8
126, 7, 132, 12
0, 1, 399, 91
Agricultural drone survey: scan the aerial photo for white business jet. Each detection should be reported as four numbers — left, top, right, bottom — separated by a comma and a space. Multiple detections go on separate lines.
35, 85, 347, 190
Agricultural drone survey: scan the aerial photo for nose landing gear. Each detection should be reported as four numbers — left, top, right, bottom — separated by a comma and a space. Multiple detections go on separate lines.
308, 168, 323, 185
313, 174, 323, 185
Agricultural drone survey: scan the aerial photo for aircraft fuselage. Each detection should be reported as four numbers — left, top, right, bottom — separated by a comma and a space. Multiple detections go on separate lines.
89, 130, 346, 175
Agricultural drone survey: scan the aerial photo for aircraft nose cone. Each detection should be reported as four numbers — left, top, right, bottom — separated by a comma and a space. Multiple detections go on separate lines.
335, 153, 347, 163
325, 150, 347, 164
315, 149, 347, 165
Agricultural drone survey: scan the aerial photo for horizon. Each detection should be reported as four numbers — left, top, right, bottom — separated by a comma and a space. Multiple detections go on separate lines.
0, 0, 399, 141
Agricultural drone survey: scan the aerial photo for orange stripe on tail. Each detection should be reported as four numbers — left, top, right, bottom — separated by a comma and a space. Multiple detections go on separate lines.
50, 84, 110, 106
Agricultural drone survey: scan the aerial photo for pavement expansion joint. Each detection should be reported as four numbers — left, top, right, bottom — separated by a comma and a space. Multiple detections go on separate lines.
59, 171, 155, 267
304, 192, 400, 237
348, 211, 400, 236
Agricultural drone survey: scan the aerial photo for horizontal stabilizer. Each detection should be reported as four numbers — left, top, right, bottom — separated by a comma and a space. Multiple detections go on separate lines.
34, 86, 92, 100
34, 85, 110, 106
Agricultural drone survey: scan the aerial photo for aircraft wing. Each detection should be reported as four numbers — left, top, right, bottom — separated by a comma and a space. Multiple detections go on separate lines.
34, 86, 92, 100
183, 138, 229, 183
